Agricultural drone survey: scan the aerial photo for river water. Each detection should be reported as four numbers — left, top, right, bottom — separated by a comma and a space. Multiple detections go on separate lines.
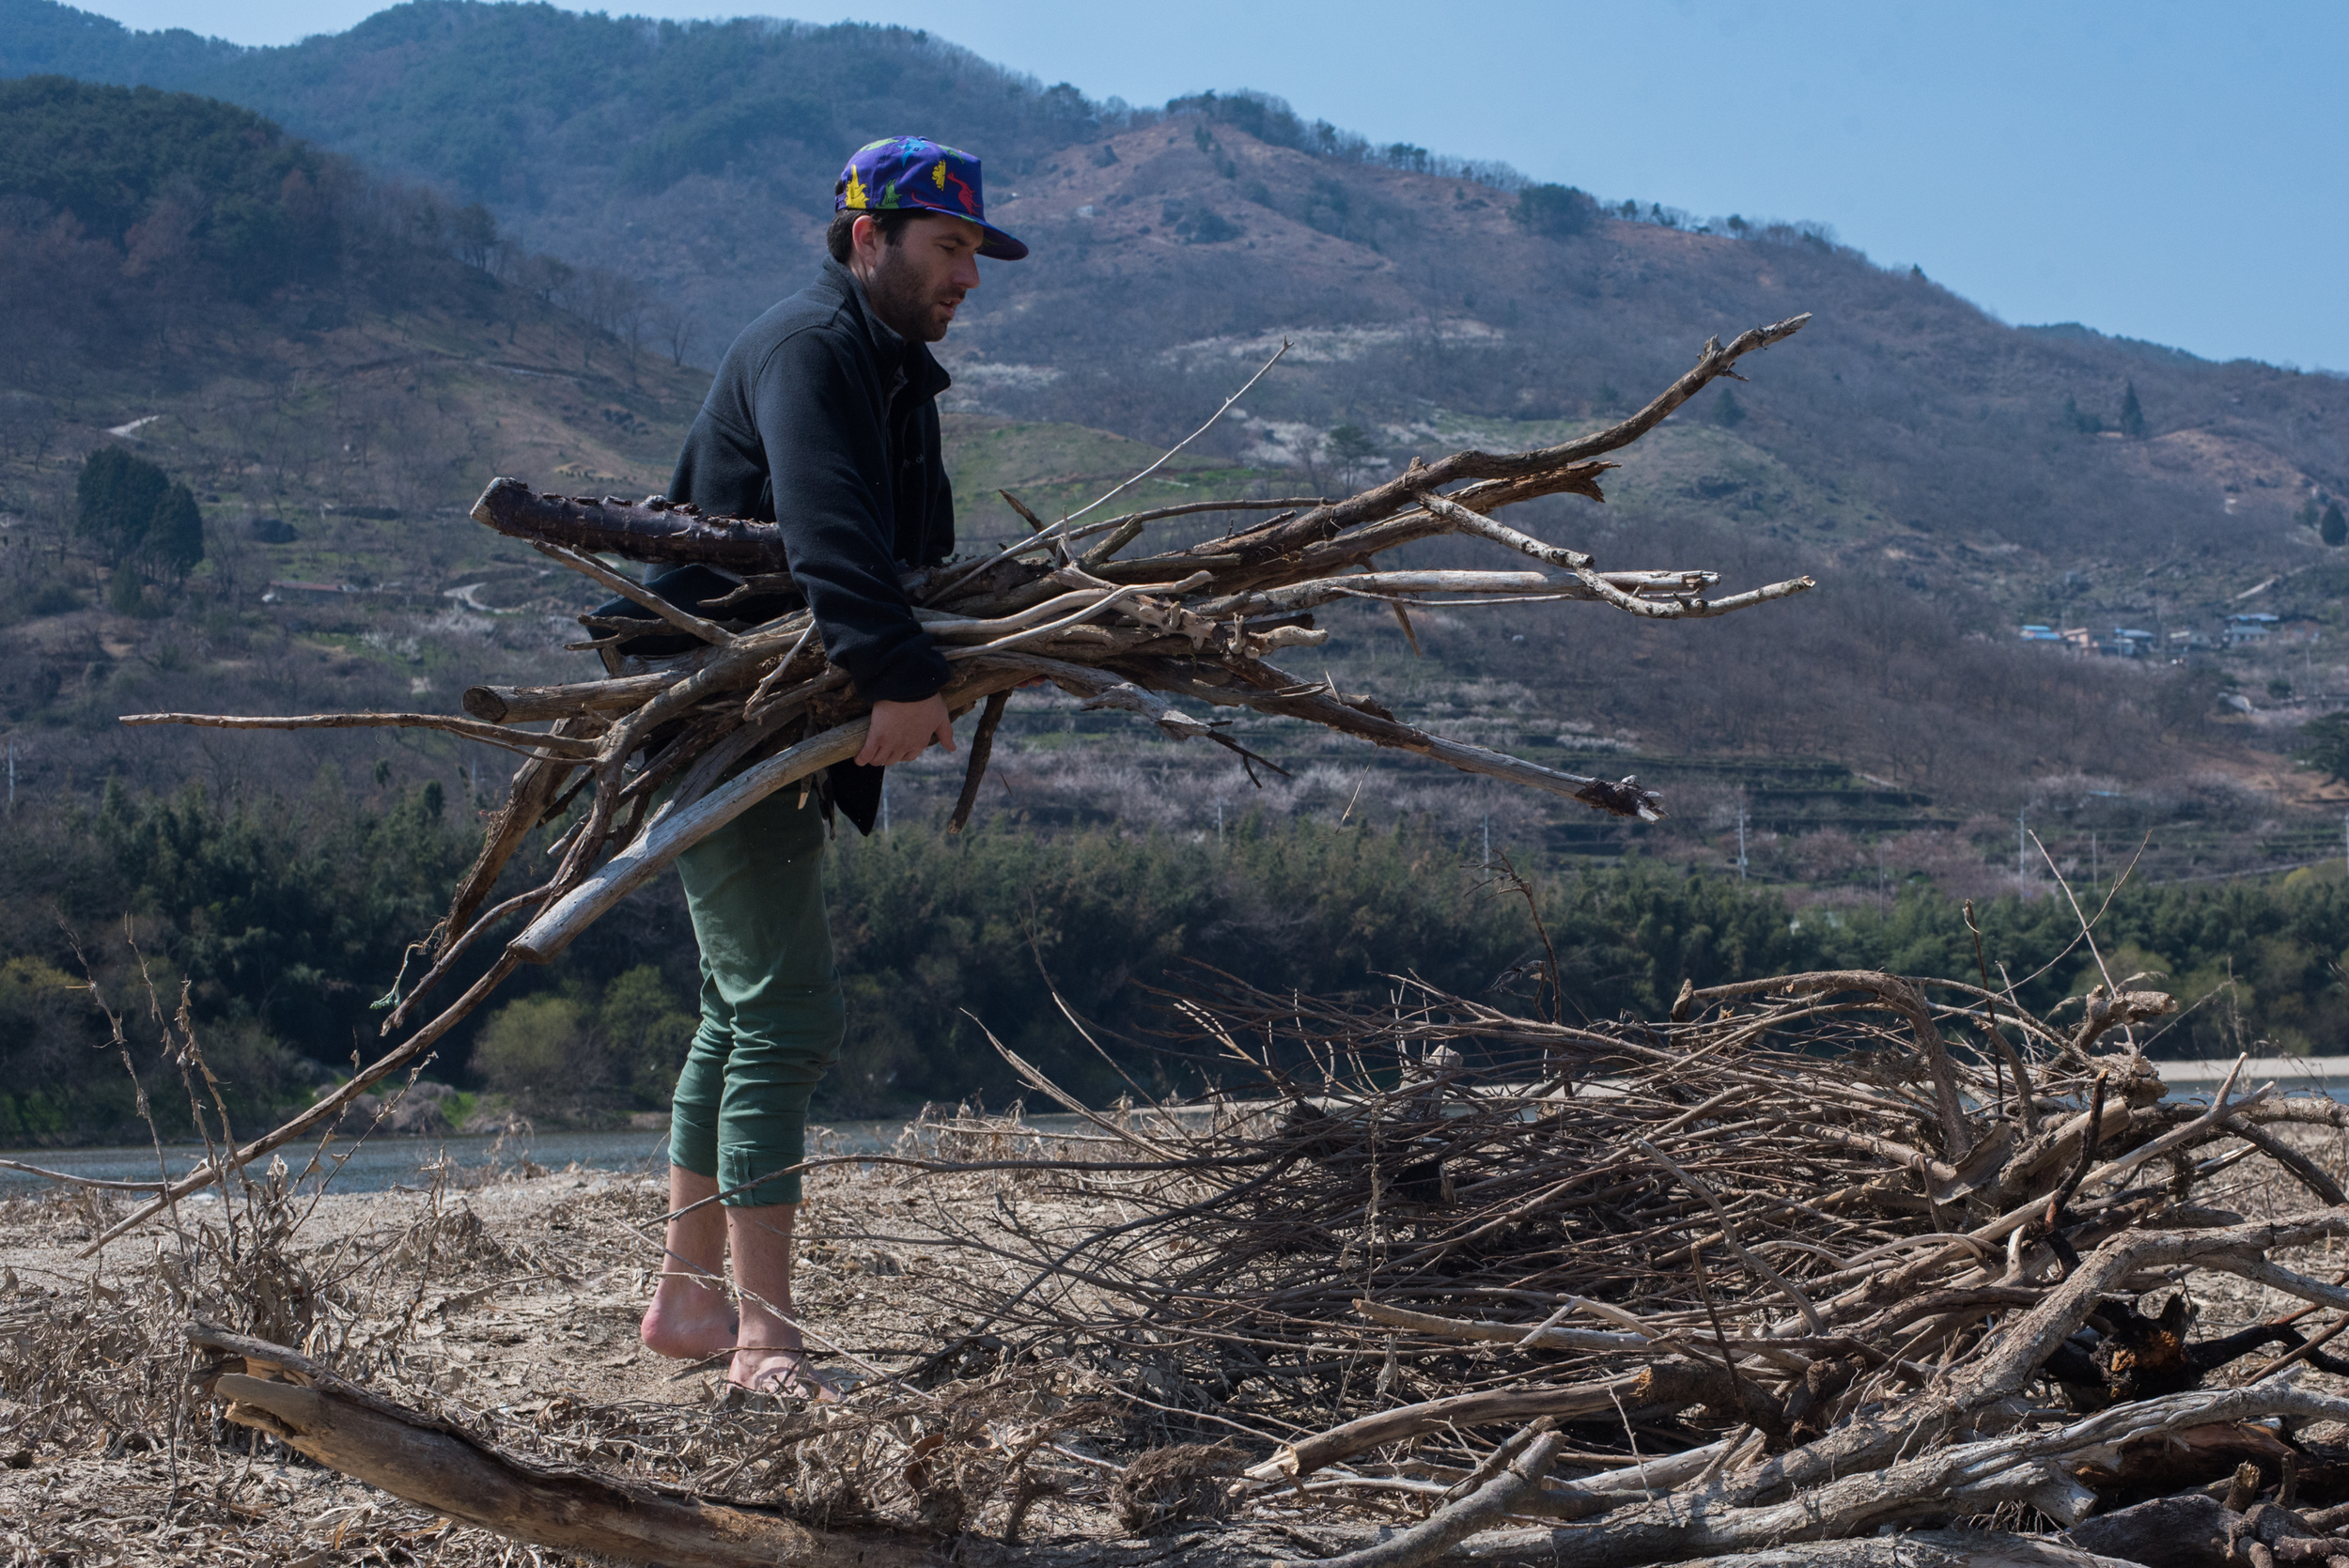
7, 1059, 2328, 1200
0, 1122, 912, 1198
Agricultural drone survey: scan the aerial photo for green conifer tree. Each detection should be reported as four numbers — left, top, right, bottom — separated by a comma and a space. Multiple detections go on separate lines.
2298, 711, 2349, 784
143, 482, 206, 581
107, 565, 148, 614
75, 446, 169, 565
2324, 500, 2347, 549
2119, 380, 2146, 439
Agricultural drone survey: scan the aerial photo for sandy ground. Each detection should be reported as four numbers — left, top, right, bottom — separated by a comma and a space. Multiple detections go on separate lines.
0, 1141, 1171, 1566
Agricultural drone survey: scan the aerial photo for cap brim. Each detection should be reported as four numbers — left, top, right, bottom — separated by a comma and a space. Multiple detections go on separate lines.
845, 199, 1028, 259
977, 222, 1028, 261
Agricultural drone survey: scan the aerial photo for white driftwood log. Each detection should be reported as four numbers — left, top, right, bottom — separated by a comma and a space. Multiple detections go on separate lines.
190, 1323, 928, 1568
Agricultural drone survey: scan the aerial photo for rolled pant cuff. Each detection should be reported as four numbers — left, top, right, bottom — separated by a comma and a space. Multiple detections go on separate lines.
718, 1145, 805, 1207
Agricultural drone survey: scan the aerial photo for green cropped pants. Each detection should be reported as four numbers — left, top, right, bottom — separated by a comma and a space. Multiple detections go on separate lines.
667, 784, 844, 1207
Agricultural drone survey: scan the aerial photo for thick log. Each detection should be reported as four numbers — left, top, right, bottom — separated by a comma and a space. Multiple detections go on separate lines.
188, 1323, 926, 1568
471, 476, 790, 572
2071, 1421, 2295, 1504
1457, 1383, 2349, 1568
463, 672, 674, 724
437, 718, 587, 953
1634, 1536, 2149, 1568
2065, 1494, 2240, 1568
1726, 1214, 2349, 1510
1292, 1426, 1565, 1568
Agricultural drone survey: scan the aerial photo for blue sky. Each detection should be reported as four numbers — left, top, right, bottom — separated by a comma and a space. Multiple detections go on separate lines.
77, 0, 2349, 371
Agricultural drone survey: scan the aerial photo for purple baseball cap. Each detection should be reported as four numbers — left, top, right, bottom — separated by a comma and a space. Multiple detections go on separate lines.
836, 136, 1028, 261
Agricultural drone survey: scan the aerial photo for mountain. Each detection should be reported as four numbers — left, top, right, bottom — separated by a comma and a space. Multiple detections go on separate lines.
0, 72, 713, 787
8, 1, 2341, 564
7, 0, 2349, 893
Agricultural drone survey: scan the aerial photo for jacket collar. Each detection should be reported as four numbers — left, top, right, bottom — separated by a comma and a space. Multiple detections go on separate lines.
819, 256, 953, 403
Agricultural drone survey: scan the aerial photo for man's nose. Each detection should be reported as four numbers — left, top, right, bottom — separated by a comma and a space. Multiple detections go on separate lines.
954, 252, 981, 290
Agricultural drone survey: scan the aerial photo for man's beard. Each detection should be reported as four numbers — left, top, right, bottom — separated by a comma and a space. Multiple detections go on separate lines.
863, 248, 956, 344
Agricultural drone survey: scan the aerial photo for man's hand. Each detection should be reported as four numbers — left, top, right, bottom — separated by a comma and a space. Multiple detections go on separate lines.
857, 693, 956, 768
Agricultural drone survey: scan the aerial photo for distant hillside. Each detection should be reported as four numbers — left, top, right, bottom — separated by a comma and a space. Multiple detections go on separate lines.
8, 1, 2349, 893
0, 74, 717, 795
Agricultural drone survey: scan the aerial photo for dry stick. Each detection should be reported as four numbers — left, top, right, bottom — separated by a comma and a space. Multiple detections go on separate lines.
117, 710, 599, 761
381, 885, 551, 1033
1206, 314, 1808, 578
1486, 1382, 2349, 1568
1669, 970, 1971, 1162
1190, 568, 1714, 620
2030, 829, 2119, 1005
2251, 1308, 2349, 1380
1730, 1215, 2349, 1510
439, 726, 586, 951
1255, 1375, 1645, 1481
742, 618, 819, 717
925, 339, 1292, 598
999, 488, 1049, 533
1055, 494, 1325, 551
1633, 1138, 1826, 1334
1412, 487, 1815, 617
1960, 1056, 2263, 1250
532, 539, 733, 645
80, 950, 524, 1255
1284, 1425, 1565, 1568
1963, 899, 2037, 1133
948, 690, 1010, 834
1157, 663, 1664, 820
941, 574, 1211, 658
2224, 1114, 2349, 1206
2002, 830, 2154, 996
0, 1158, 170, 1191
1078, 515, 1147, 567
1439, 1418, 1558, 1506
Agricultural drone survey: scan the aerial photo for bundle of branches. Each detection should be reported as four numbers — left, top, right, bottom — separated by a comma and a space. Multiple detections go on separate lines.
879, 960, 2349, 1566
101, 315, 1814, 1246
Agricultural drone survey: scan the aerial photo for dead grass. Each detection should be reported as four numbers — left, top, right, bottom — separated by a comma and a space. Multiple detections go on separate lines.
0, 1115, 1167, 1567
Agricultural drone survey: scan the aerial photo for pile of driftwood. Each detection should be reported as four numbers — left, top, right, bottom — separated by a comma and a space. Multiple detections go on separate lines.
104, 316, 1812, 1245
873, 957, 2349, 1568
158, 958, 2349, 1568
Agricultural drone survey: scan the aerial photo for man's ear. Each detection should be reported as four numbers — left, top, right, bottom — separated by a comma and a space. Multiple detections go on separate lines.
850, 212, 882, 261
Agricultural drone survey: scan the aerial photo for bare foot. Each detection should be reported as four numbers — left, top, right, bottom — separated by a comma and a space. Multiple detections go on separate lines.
730, 1344, 840, 1402
640, 1277, 737, 1360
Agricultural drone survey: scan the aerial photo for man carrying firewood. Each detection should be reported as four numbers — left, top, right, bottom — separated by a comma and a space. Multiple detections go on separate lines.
629, 136, 1027, 1398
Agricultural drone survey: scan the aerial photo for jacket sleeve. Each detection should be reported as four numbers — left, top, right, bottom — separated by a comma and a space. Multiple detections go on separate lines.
752, 330, 949, 704
921, 402, 957, 566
